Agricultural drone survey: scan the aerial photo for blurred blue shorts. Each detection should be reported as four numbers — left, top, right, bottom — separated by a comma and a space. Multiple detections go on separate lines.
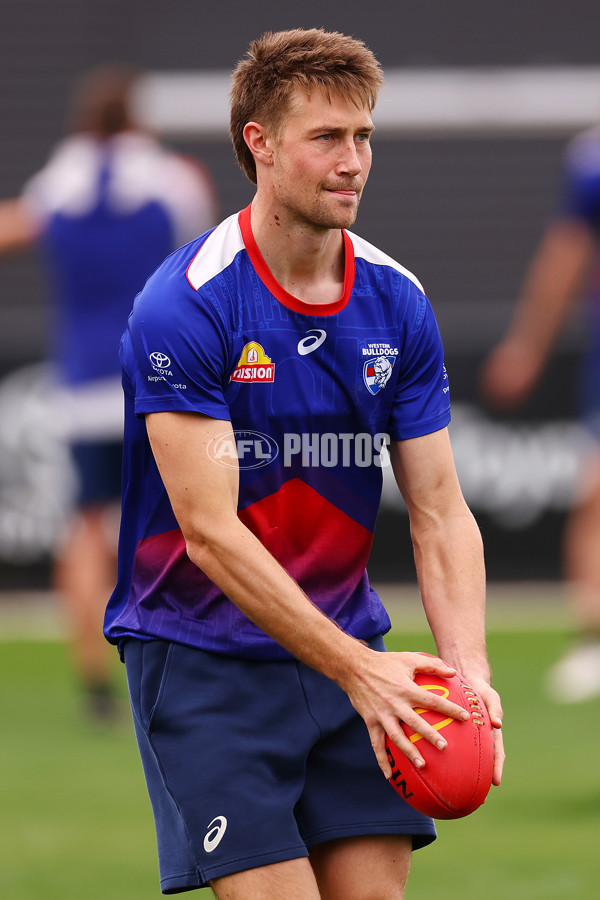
70, 439, 122, 508
123, 636, 436, 893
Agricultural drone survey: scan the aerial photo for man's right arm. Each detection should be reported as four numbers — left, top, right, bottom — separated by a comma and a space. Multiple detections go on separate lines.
0, 198, 38, 255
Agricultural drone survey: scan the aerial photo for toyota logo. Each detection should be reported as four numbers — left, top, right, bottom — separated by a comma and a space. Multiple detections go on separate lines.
150, 351, 171, 369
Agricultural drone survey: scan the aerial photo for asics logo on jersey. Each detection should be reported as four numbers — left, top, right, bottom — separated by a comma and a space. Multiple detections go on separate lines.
297, 329, 327, 356
149, 351, 171, 369
203, 815, 228, 853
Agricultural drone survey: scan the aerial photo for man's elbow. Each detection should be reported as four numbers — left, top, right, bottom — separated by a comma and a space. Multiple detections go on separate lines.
182, 516, 237, 572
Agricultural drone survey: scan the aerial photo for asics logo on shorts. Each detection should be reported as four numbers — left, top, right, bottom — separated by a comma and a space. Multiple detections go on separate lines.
203, 815, 228, 852
297, 329, 327, 356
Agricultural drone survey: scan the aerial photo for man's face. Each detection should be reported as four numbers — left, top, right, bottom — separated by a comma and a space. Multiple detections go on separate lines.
267, 86, 374, 231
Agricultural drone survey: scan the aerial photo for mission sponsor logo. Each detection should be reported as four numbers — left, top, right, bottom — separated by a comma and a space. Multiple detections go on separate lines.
231, 342, 275, 383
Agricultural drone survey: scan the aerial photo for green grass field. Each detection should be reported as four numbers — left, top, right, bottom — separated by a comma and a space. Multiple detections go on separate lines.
1, 606, 599, 899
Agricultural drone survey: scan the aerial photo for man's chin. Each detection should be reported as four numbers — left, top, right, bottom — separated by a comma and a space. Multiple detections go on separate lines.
314, 198, 360, 230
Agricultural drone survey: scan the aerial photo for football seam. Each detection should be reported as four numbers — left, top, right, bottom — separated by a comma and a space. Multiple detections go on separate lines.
460, 684, 484, 812
459, 681, 493, 812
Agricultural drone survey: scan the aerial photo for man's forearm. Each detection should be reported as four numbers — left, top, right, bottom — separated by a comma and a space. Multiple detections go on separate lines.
507, 220, 594, 363
185, 515, 475, 778
185, 516, 370, 681
411, 503, 490, 683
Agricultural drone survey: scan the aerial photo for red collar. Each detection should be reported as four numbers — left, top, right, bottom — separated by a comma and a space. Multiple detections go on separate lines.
238, 204, 354, 316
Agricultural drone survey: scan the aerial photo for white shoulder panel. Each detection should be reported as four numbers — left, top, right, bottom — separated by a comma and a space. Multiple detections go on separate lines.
186, 212, 244, 290
346, 230, 424, 293
22, 136, 101, 218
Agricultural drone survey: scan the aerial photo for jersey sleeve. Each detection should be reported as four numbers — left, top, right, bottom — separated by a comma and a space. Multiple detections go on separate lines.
557, 133, 600, 232
123, 256, 232, 421
20, 159, 55, 232
387, 290, 451, 440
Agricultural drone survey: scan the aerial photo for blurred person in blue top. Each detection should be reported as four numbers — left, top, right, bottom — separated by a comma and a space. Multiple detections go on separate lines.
481, 125, 600, 703
0, 63, 218, 720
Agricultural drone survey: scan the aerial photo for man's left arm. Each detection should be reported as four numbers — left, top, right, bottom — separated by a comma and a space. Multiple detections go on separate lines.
390, 427, 505, 784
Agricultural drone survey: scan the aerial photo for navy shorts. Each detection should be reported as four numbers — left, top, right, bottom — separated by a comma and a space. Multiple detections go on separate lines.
123, 636, 436, 894
70, 439, 122, 508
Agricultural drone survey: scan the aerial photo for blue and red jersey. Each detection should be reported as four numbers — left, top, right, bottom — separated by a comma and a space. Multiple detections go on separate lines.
105, 205, 451, 659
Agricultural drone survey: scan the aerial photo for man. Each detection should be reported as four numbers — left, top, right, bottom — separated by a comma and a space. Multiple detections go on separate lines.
480, 124, 600, 703
0, 63, 218, 720
106, 29, 504, 898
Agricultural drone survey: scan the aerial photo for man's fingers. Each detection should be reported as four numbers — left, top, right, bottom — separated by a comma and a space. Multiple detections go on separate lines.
411, 684, 470, 724
467, 680, 505, 784
492, 726, 506, 786
370, 721, 426, 775
369, 723, 394, 778
385, 726, 425, 769
408, 652, 457, 679
397, 705, 459, 754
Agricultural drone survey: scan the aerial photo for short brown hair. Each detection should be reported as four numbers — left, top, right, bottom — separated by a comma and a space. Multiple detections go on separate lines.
67, 63, 141, 138
230, 28, 384, 184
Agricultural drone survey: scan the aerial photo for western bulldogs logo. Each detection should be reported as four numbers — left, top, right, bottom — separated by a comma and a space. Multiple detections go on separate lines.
363, 355, 395, 395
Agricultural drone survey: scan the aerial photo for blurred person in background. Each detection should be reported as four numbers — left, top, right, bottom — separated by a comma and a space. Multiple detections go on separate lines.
0, 63, 219, 721
480, 124, 600, 703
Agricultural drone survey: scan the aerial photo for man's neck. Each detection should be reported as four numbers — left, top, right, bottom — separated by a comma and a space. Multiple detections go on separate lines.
249, 198, 345, 306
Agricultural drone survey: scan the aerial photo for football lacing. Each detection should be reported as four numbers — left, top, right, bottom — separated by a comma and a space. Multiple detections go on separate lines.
461, 684, 486, 725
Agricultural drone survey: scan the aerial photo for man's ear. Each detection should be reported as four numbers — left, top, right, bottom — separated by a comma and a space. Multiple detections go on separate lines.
243, 122, 274, 168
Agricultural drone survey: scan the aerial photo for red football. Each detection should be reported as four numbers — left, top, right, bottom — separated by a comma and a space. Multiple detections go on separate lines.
385, 664, 494, 819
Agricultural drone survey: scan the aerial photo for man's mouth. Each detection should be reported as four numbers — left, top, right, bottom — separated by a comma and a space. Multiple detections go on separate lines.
325, 186, 359, 196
